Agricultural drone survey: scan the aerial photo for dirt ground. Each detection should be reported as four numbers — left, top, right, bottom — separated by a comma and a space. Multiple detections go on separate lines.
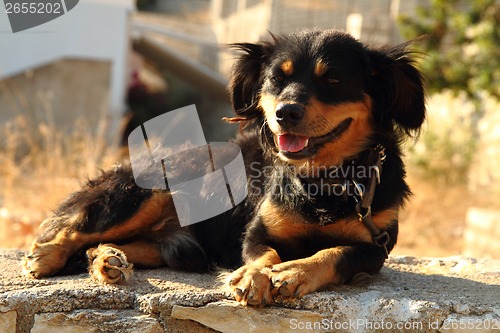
396, 173, 472, 257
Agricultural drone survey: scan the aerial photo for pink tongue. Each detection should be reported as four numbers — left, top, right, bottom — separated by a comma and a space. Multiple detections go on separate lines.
277, 134, 308, 153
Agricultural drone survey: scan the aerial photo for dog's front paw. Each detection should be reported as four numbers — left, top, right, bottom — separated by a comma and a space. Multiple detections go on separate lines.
87, 244, 133, 284
270, 259, 328, 298
22, 242, 68, 279
225, 264, 273, 306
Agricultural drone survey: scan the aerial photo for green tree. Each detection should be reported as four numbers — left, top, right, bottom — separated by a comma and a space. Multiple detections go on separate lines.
398, 0, 499, 183
398, 0, 499, 100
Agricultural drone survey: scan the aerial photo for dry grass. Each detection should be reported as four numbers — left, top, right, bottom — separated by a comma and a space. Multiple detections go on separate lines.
0, 116, 489, 258
397, 171, 500, 258
0, 116, 122, 249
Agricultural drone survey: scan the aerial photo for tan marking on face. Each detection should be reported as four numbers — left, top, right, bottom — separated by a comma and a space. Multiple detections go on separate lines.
260, 91, 374, 169
259, 92, 281, 134
305, 94, 373, 167
314, 60, 328, 78
280, 59, 294, 76
280, 95, 373, 169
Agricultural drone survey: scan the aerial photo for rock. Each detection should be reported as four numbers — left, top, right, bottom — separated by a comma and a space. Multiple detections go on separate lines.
171, 300, 323, 333
0, 310, 17, 333
0, 249, 499, 333
31, 310, 163, 333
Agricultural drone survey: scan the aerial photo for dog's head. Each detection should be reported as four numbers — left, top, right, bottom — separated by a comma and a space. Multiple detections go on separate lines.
228, 30, 426, 168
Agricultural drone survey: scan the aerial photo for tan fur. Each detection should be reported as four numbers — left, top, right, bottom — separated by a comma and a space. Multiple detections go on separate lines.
23, 191, 174, 279
109, 242, 164, 267
259, 93, 373, 169
280, 59, 294, 76
313, 60, 328, 78
87, 244, 133, 284
225, 245, 282, 306
270, 247, 345, 297
307, 95, 373, 167
261, 197, 397, 243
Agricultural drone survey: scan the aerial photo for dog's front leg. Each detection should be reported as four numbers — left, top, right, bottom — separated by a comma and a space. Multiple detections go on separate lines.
270, 244, 387, 298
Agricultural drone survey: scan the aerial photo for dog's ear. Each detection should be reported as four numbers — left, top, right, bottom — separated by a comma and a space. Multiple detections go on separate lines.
227, 42, 273, 121
366, 44, 426, 136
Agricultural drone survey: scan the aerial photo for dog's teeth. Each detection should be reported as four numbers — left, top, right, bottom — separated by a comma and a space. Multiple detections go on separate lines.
304, 139, 309, 147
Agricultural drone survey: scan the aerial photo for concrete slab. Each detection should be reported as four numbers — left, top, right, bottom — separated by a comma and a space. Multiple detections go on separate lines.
0, 249, 498, 332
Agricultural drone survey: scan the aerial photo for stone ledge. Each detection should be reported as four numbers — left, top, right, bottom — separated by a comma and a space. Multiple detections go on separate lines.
0, 249, 499, 333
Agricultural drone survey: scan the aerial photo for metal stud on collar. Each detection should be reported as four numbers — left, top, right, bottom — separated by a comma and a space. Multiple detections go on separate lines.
352, 180, 364, 201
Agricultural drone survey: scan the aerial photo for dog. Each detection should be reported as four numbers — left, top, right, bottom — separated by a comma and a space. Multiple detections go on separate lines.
22, 29, 425, 307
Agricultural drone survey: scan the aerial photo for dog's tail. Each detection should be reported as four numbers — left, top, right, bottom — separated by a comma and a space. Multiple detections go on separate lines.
159, 231, 210, 272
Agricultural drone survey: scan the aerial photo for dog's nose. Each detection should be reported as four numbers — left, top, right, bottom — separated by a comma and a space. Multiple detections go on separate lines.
275, 103, 304, 126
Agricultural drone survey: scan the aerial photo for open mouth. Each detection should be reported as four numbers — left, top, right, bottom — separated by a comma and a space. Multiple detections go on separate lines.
275, 118, 353, 159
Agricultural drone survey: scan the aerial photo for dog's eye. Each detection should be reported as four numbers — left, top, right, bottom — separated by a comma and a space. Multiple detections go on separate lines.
325, 77, 340, 85
271, 75, 285, 85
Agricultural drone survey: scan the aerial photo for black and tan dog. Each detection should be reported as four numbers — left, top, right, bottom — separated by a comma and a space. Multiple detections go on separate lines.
23, 29, 425, 306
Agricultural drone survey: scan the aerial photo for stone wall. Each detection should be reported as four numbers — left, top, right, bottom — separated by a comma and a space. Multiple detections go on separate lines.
464, 208, 500, 260
469, 96, 500, 198
0, 59, 111, 133
464, 97, 500, 259
406, 92, 500, 259
1, 249, 499, 333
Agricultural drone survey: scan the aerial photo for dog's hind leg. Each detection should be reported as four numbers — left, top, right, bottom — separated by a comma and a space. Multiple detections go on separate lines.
22, 165, 176, 279
86, 231, 210, 284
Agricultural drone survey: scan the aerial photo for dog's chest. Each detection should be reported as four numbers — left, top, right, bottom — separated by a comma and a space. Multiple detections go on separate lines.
259, 197, 372, 243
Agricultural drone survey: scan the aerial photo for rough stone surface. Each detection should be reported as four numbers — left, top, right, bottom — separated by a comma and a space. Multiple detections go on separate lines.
31, 310, 163, 333
0, 310, 17, 333
0, 249, 499, 333
172, 300, 323, 333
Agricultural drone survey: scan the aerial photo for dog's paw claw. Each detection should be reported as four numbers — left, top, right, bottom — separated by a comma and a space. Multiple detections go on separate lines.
225, 265, 273, 306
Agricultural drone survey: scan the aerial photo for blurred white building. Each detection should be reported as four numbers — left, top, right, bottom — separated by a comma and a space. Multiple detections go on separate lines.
0, 0, 134, 129
211, 0, 423, 74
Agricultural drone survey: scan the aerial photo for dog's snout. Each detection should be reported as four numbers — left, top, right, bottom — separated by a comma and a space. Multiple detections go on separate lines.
275, 103, 304, 126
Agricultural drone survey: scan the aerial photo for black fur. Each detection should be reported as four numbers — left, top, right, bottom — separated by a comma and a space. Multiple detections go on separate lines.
226, 30, 424, 281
